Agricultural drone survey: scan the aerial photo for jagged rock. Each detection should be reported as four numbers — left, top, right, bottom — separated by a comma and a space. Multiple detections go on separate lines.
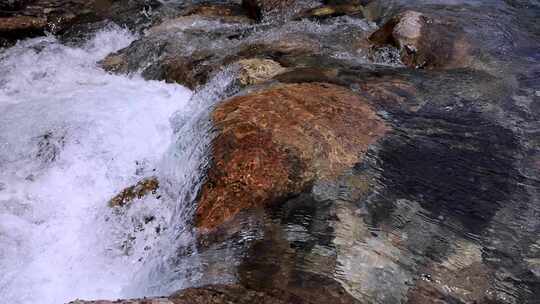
369, 10, 471, 69
108, 177, 159, 208
195, 82, 388, 230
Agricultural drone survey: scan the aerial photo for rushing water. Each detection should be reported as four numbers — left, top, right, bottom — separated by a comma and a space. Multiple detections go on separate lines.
1, 1, 539, 303
0, 26, 196, 303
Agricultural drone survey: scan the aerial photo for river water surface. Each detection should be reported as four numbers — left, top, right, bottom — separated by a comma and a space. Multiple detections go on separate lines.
1, 0, 540, 303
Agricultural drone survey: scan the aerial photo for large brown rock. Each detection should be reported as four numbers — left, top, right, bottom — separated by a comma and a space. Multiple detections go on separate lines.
195, 82, 388, 230
369, 10, 471, 69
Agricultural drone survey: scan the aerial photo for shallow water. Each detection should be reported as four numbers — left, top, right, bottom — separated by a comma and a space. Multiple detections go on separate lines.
0, 26, 194, 303
1, 1, 539, 303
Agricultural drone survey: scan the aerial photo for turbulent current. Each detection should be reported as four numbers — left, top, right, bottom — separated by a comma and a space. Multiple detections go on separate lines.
0, 26, 199, 303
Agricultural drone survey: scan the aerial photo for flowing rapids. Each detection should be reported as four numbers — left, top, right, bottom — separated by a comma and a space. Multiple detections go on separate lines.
0, 26, 201, 303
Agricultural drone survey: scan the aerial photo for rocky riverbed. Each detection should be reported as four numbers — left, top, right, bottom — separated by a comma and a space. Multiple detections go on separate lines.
2, 0, 540, 303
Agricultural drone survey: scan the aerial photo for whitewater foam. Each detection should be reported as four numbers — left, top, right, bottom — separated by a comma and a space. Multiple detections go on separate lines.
0, 26, 192, 303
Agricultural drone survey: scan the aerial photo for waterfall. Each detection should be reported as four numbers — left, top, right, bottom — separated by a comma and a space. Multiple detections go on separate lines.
0, 25, 196, 303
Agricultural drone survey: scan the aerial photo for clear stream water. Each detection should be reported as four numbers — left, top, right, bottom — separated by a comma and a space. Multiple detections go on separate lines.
1, 0, 539, 303
0, 26, 195, 303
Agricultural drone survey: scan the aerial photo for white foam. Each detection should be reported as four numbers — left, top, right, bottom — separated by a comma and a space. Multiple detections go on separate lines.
0, 26, 192, 303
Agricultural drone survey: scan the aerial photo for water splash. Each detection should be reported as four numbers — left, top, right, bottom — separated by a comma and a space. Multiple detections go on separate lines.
0, 26, 193, 303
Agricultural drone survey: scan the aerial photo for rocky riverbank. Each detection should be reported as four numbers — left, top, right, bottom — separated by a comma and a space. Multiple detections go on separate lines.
3, 0, 540, 303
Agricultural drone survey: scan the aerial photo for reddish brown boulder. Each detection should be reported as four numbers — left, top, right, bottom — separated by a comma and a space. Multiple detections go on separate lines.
195, 82, 388, 230
369, 10, 471, 69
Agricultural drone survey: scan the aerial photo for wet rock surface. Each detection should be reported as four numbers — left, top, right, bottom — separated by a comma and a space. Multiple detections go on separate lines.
98, 0, 376, 88
294, 3, 363, 20
108, 177, 160, 208
196, 82, 388, 230
0, 0, 169, 47
8, 0, 536, 303
185, 65, 540, 304
369, 10, 471, 69
242, 0, 319, 21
